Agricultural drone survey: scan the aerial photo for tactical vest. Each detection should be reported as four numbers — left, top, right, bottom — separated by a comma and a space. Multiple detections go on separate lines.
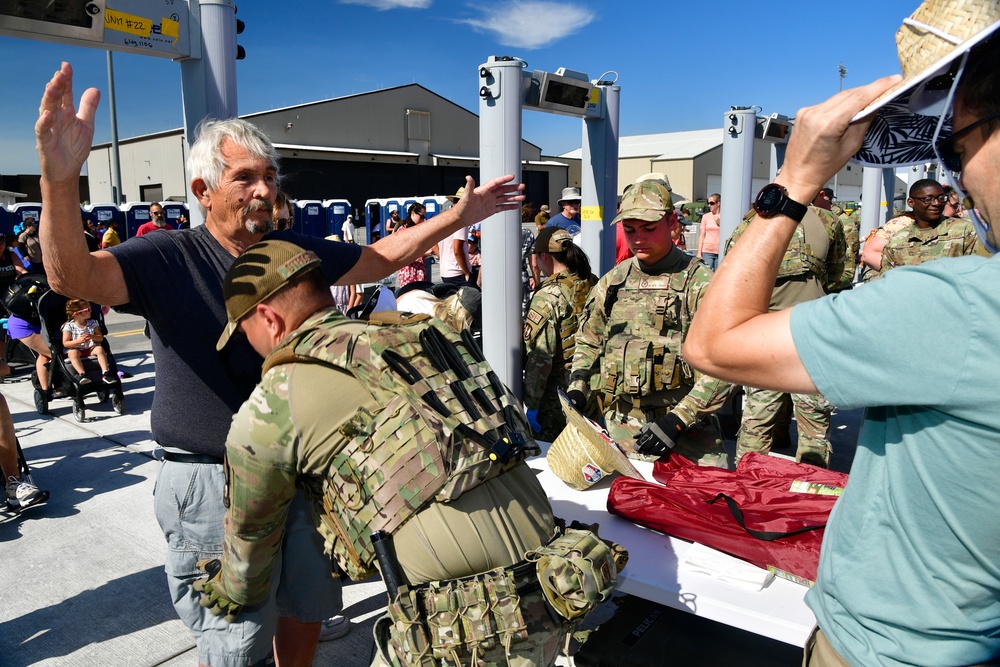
595, 257, 701, 405
524, 272, 596, 364
262, 310, 536, 581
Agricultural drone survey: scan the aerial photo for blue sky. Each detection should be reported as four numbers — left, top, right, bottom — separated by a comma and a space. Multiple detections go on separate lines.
0, 0, 919, 175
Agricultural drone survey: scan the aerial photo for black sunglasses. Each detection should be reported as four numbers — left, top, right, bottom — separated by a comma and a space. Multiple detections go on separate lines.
936, 111, 1000, 173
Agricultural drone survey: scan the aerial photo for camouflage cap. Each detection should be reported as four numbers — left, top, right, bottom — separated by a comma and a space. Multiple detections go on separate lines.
612, 179, 674, 225
216, 240, 321, 351
533, 227, 574, 253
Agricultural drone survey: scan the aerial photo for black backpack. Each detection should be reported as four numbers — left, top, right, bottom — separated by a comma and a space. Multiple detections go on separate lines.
3, 273, 50, 325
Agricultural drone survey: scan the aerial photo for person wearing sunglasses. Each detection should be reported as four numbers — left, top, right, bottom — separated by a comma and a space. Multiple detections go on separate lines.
135, 203, 175, 236
879, 179, 985, 275
684, 4, 1000, 664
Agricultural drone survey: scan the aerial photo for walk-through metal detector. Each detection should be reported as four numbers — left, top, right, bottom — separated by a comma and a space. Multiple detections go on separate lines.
0, 0, 240, 227
478, 56, 619, 394
718, 109, 792, 262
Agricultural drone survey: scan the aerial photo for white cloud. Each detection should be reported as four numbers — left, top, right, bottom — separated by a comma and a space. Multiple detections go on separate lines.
457, 1, 594, 49
339, 0, 432, 9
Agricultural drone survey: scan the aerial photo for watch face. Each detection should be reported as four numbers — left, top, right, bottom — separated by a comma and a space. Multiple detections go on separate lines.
757, 185, 784, 212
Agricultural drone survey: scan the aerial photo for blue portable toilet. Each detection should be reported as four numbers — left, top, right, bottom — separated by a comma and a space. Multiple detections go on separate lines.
121, 202, 153, 240
8, 202, 43, 235
295, 200, 325, 238
323, 199, 351, 238
421, 196, 449, 220
363, 198, 386, 245
0, 204, 9, 236
85, 203, 123, 238
160, 201, 189, 229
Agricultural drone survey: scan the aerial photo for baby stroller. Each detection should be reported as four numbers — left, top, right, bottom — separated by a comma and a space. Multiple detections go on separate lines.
35, 290, 125, 422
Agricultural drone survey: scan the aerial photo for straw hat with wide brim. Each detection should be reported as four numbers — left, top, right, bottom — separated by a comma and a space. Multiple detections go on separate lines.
547, 392, 643, 491
852, 0, 1000, 167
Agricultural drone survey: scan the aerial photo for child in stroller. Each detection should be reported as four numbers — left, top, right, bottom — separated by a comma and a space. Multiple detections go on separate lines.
36, 291, 124, 422
61, 298, 115, 385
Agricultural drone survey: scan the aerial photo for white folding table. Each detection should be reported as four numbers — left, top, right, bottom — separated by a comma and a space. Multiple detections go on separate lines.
526, 444, 815, 646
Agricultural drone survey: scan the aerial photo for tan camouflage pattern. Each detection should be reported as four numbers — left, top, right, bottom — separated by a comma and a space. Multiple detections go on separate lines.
526, 528, 618, 621
727, 208, 844, 463
862, 215, 914, 282
881, 216, 985, 273
612, 179, 674, 225
726, 206, 847, 307
568, 249, 731, 466
374, 587, 563, 667
219, 307, 538, 604
522, 271, 598, 441
736, 387, 834, 466
837, 210, 861, 289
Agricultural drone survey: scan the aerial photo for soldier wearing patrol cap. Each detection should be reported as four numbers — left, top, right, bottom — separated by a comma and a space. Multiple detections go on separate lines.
725, 199, 847, 468
565, 177, 732, 466
522, 227, 598, 441
197, 240, 621, 667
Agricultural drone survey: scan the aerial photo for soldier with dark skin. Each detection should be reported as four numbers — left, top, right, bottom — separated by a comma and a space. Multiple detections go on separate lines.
197, 240, 618, 667
566, 179, 731, 466
522, 228, 597, 441
880, 179, 984, 273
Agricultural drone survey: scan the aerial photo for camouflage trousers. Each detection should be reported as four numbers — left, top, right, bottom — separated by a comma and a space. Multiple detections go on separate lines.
372, 584, 564, 667
603, 402, 729, 468
736, 387, 833, 466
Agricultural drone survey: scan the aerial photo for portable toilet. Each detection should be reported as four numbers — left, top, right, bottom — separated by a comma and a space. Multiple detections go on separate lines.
8, 202, 43, 235
323, 199, 352, 239
295, 200, 325, 238
0, 204, 9, 236
421, 196, 449, 220
160, 201, 189, 229
363, 198, 385, 245
85, 203, 123, 238
121, 202, 153, 240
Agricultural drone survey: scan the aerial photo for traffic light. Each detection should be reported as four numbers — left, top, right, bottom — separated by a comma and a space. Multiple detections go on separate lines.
235, 5, 246, 60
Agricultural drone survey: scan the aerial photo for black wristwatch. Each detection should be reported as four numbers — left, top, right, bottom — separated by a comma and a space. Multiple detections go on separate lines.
753, 184, 808, 223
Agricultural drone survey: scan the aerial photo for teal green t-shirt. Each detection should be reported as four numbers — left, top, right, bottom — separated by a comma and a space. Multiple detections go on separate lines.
790, 255, 1000, 666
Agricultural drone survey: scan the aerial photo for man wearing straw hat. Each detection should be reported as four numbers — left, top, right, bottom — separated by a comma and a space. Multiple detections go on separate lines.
566, 176, 732, 468
685, 2, 1000, 664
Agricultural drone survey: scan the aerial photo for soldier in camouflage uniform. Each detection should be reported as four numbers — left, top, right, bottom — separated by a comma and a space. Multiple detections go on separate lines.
880, 181, 986, 273
196, 241, 620, 667
725, 205, 847, 467
815, 188, 860, 290
566, 178, 732, 467
523, 228, 598, 441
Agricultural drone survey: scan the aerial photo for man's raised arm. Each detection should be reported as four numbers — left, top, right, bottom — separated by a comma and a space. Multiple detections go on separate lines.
36, 62, 130, 306
683, 76, 901, 394
337, 174, 523, 286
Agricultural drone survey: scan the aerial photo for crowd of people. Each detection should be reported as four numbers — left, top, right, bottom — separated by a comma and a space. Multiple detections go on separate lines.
7, 2, 1000, 666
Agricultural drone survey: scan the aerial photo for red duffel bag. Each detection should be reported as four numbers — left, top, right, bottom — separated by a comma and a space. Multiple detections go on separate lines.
607, 452, 848, 583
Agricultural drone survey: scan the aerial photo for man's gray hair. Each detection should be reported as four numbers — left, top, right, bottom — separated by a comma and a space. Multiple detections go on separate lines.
186, 118, 280, 212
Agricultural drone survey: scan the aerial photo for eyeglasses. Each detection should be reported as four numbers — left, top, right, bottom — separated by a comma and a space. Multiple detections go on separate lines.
151, 210, 164, 216
935, 111, 1000, 173
912, 194, 948, 205
708, 201, 720, 206
276, 218, 291, 227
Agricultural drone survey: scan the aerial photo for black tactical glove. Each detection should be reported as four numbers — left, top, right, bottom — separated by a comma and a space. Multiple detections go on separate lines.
565, 390, 587, 413
634, 412, 687, 457
193, 558, 243, 622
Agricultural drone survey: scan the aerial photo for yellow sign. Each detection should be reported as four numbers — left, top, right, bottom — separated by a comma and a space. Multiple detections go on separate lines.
581, 205, 603, 222
105, 8, 152, 37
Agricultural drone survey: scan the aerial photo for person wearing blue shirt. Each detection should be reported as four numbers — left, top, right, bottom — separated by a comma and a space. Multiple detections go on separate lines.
546, 187, 581, 236
682, 7, 1000, 667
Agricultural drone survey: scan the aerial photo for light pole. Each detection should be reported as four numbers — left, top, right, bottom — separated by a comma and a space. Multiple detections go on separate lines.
834, 64, 848, 197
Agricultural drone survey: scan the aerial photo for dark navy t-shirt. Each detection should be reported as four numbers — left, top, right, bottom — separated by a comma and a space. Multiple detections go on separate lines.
109, 225, 362, 457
